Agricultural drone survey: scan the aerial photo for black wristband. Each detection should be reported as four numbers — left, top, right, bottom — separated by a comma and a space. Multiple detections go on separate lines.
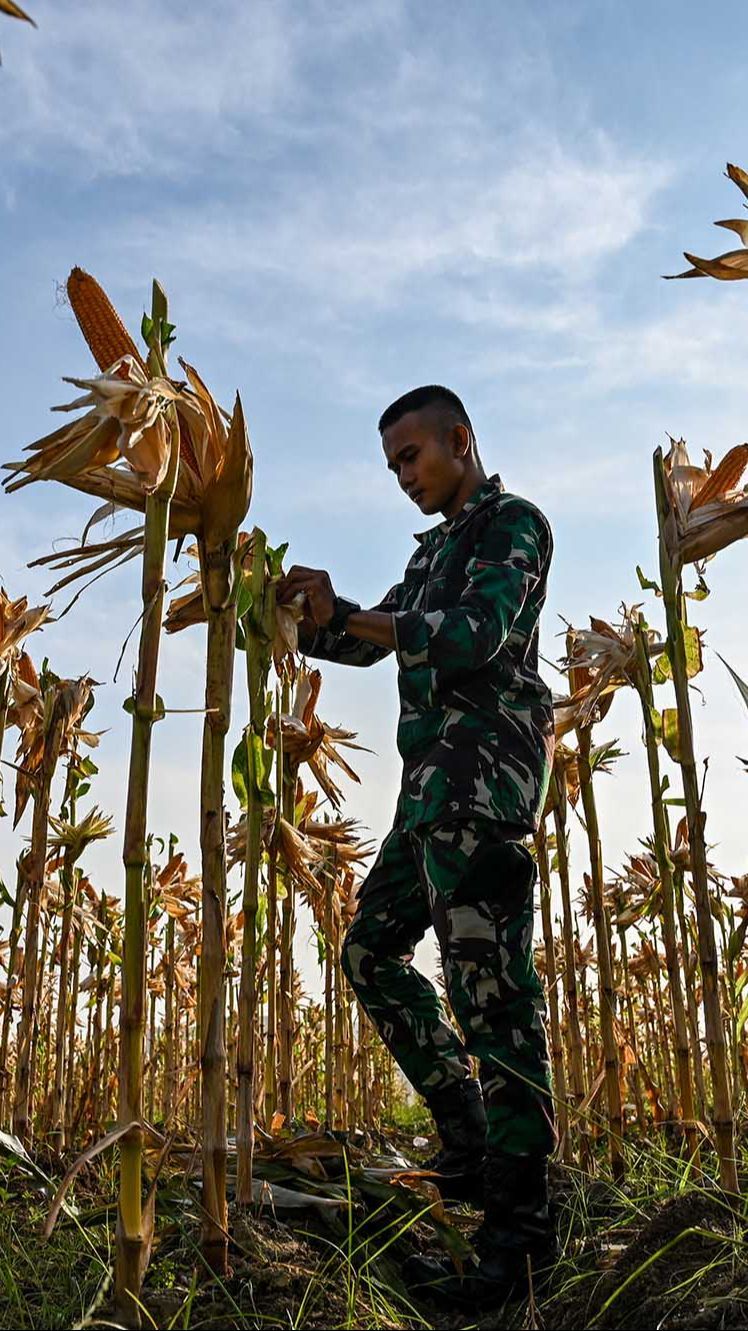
328, 596, 361, 636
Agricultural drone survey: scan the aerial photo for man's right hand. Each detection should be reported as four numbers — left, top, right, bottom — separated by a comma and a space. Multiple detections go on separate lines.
277, 565, 337, 628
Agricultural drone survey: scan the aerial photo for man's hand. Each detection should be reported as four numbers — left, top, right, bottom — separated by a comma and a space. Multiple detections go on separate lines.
277, 565, 336, 628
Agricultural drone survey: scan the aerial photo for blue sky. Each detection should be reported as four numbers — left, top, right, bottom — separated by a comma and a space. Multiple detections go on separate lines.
2, 1, 748, 982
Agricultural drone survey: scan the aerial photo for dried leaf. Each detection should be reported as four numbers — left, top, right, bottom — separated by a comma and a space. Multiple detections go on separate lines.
44, 1120, 162, 1239
201, 392, 253, 552
682, 248, 748, 281
0, 0, 36, 23
726, 161, 748, 200
714, 218, 748, 246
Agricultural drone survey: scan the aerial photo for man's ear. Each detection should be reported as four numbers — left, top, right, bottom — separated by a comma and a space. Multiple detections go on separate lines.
452, 422, 471, 459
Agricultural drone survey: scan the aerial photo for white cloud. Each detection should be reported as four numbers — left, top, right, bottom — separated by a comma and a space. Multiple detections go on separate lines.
109, 132, 665, 310
1, 0, 408, 175
585, 290, 748, 391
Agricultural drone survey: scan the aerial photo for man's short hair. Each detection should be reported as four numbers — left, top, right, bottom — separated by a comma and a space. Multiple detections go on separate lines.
378, 385, 475, 442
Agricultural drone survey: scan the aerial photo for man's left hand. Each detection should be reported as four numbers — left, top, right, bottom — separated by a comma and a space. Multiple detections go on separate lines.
277, 565, 336, 628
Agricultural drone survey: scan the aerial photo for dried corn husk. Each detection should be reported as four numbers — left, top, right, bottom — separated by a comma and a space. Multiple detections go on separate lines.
0, 591, 49, 660
662, 437, 748, 564
559, 606, 665, 729
12, 675, 96, 826
4, 270, 253, 587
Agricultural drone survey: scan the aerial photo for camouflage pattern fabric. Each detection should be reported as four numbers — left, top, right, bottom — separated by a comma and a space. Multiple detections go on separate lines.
303, 475, 554, 834
342, 818, 556, 1157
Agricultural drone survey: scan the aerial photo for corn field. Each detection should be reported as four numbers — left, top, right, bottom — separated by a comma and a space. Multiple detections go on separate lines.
1, 166, 748, 1330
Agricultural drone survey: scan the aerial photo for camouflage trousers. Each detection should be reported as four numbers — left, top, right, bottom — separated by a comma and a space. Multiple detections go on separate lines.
341, 820, 556, 1157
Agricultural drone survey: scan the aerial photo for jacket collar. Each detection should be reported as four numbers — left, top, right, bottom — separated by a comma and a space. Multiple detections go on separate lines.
413, 473, 505, 544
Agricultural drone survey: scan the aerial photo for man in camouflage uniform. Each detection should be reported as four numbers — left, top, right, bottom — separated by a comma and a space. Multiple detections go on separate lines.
278, 385, 556, 1304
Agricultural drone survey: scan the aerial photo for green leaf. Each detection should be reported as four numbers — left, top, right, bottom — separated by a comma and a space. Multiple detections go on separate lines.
236, 577, 254, 622
727, 918, 748, 965
737, 992, 748, 1034
663, 797, 686, 806
123, 695, 166, 722
233, 731, 275, 809
636, 565, 662, 597
0, 1130, 32, 1165
652, 648, 670, 685
254, 894, 267, 962
590, 739, 625, 774
683, 626, 704, 679
0, 878, 15, 909
653, 626, 703, 684
313, 927, 326, 968
649, 706, 663, 743
75, 781, 91, 799
717, 653, 748, 714
266, 541, 289, 578
141, 313, 154, 344
232, 736, 250, 809
662, 708, 682, 764
249, 732, 276, 806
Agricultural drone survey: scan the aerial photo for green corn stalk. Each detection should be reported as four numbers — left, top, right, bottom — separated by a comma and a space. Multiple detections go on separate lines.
13, 688, 68, 1144
653, 447, 738, 1195
116, 283, 180, 1326
198, 526, 240, 1273
50, 757, 78, 1149
574, 722, 624, 1181
549, 759, 589, 1167
0, 662, 9, 817
535, 822, 570, 1160
0, 857, 28, 1128
323, 842, 334, 1128
236, 529, 275, 1204
632, 613, 700, 1166
65, 913, 83, 1144
264, 688, 283, 1126
278, 672, 295, 1122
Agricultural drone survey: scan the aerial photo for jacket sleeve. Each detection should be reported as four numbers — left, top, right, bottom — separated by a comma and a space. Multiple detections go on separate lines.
392, 500, 551, 691
300, 581, 403, 667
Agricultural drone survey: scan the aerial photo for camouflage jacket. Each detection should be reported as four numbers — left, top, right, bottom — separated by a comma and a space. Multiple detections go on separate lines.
302, 475, 554, 833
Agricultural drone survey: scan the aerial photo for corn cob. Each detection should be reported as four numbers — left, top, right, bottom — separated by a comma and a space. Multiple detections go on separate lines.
67, 268, 202, 481
67, 267, 146, 374
175, 409, 201, 479
690, 442, 748, 510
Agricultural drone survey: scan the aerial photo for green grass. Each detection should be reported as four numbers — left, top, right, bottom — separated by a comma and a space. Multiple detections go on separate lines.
1, 1134, 747, 1330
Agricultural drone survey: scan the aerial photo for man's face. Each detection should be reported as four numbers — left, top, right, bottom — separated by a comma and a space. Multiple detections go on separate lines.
382, 409, 467, 517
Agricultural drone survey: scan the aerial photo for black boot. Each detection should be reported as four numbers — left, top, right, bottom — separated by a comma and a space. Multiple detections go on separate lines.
421, 1079, 486, 1205
404, 1151, 557, 1307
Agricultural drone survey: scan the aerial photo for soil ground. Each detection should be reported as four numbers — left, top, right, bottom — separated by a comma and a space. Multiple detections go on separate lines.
2, 1135, 747, 1329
